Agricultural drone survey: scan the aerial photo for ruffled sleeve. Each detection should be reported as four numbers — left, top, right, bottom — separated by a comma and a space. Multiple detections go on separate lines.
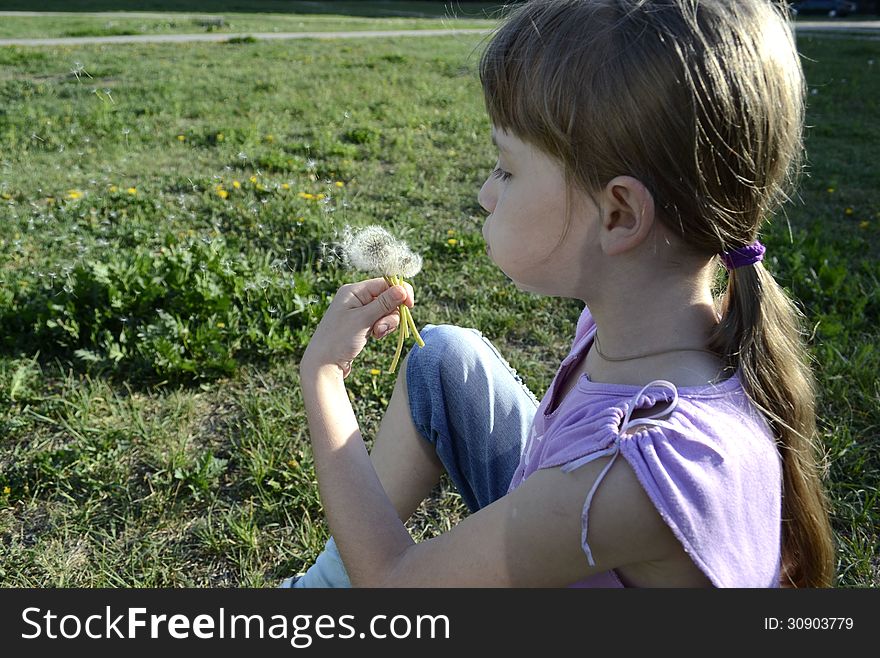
541, 380, 783, 588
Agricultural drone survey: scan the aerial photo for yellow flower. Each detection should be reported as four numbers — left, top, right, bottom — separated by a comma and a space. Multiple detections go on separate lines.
217, 189, 228, 199
315, 193, 325, 200
127, 187, 137, 195
281, 183, 290, 190
447, 229, 456, 236
216, 322, 226, 328
845, 207, 853, 215
859, 221, 870, 230
216, 133, 224, 142
827, 187, 835, 193
255, 183, 266, 192
299, 192, 314, 200
2, 486, 10, 495
177, 134, 186, 142
265, 134, 274, 142
109, 185, 118, 193
249, 175, 258, 184
296, 217, 304, 224
66, 189, 82, 199
335, 181, 344, 188
232, 180, 241, 189
370, 369, 381, 376
447, 238, 458, 246
215, 183, 224, 191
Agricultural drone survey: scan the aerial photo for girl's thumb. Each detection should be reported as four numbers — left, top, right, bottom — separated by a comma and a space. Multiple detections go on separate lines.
376, 285, 406, 314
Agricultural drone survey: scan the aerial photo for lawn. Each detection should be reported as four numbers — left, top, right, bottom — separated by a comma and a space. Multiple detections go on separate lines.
0, 14, 877, 586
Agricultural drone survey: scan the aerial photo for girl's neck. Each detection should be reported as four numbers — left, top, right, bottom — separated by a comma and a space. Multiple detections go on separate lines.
584, 345, 727, 388
581, 284, 726, 388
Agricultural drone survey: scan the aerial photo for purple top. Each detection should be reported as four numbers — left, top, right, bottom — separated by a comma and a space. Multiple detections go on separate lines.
506, 306, 783, 588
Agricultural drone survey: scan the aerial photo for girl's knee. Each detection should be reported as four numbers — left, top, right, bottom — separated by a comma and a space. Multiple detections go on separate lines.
405, 324, 489, 439
406, 324, 486, 383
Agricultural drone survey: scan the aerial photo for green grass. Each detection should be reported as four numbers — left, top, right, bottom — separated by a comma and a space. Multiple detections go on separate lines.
0, 20, 877, 586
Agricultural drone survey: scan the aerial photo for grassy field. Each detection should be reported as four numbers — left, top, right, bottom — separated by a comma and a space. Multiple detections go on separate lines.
0, 1, 502, 39
0, 14, 877, 586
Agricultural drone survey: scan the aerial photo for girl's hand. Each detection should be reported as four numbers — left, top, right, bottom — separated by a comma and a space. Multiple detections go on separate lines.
300, 277, 414, 378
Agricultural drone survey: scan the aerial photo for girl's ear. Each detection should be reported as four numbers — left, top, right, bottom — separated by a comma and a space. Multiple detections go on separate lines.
598, 176, 656, 257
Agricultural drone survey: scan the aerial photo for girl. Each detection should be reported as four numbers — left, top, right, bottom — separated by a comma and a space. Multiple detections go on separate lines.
285, 0, 835, 587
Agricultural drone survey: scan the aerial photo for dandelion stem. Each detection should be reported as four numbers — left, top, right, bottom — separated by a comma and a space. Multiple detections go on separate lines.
398, 275, 424, 347
381, 273, 423, 372
390, 304, 406, 374
393, 275, 411, 343
404, 303, 424, 347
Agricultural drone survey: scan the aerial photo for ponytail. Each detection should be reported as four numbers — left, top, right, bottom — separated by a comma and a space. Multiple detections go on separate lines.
709, 262, 836, 587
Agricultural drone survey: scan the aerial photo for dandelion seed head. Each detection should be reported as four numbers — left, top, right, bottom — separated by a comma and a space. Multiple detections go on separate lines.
340, 225, 393, 273
398, 250, 423, 278
339, 225, 422, 277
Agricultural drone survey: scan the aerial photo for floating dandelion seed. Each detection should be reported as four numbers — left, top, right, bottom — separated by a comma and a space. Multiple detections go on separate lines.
338, 225, 425, 373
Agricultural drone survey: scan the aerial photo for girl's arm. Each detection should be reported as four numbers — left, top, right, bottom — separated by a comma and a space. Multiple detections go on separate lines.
298, 278, 681, 586
300, 360, 681, 587
300, 363, 415, 583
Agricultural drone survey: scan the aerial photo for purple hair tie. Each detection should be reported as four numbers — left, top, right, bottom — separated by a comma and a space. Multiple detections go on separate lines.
720, 241, 765, 270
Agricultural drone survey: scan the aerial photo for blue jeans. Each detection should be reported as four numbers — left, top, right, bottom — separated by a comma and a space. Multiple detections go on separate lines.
283, 324, 540, 587
405, 324, 539, 511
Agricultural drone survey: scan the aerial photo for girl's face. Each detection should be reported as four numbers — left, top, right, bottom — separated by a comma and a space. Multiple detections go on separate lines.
478, 128, 599, 298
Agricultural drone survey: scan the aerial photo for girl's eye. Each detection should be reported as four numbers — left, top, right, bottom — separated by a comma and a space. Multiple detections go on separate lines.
492, 167, 512, 182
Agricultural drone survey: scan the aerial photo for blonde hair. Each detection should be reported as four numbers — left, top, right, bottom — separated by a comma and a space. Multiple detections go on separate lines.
480, 0, 835, 587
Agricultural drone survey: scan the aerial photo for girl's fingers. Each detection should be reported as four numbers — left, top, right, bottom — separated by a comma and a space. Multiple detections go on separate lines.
401, 281, 414, 308
373, 312, 400, 339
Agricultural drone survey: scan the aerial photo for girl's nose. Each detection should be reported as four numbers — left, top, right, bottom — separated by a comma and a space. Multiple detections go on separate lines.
478, 176, 496, 214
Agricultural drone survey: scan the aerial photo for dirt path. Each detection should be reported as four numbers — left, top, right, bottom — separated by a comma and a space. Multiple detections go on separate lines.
0, 16, 876, 48
0, 27, 492, 47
